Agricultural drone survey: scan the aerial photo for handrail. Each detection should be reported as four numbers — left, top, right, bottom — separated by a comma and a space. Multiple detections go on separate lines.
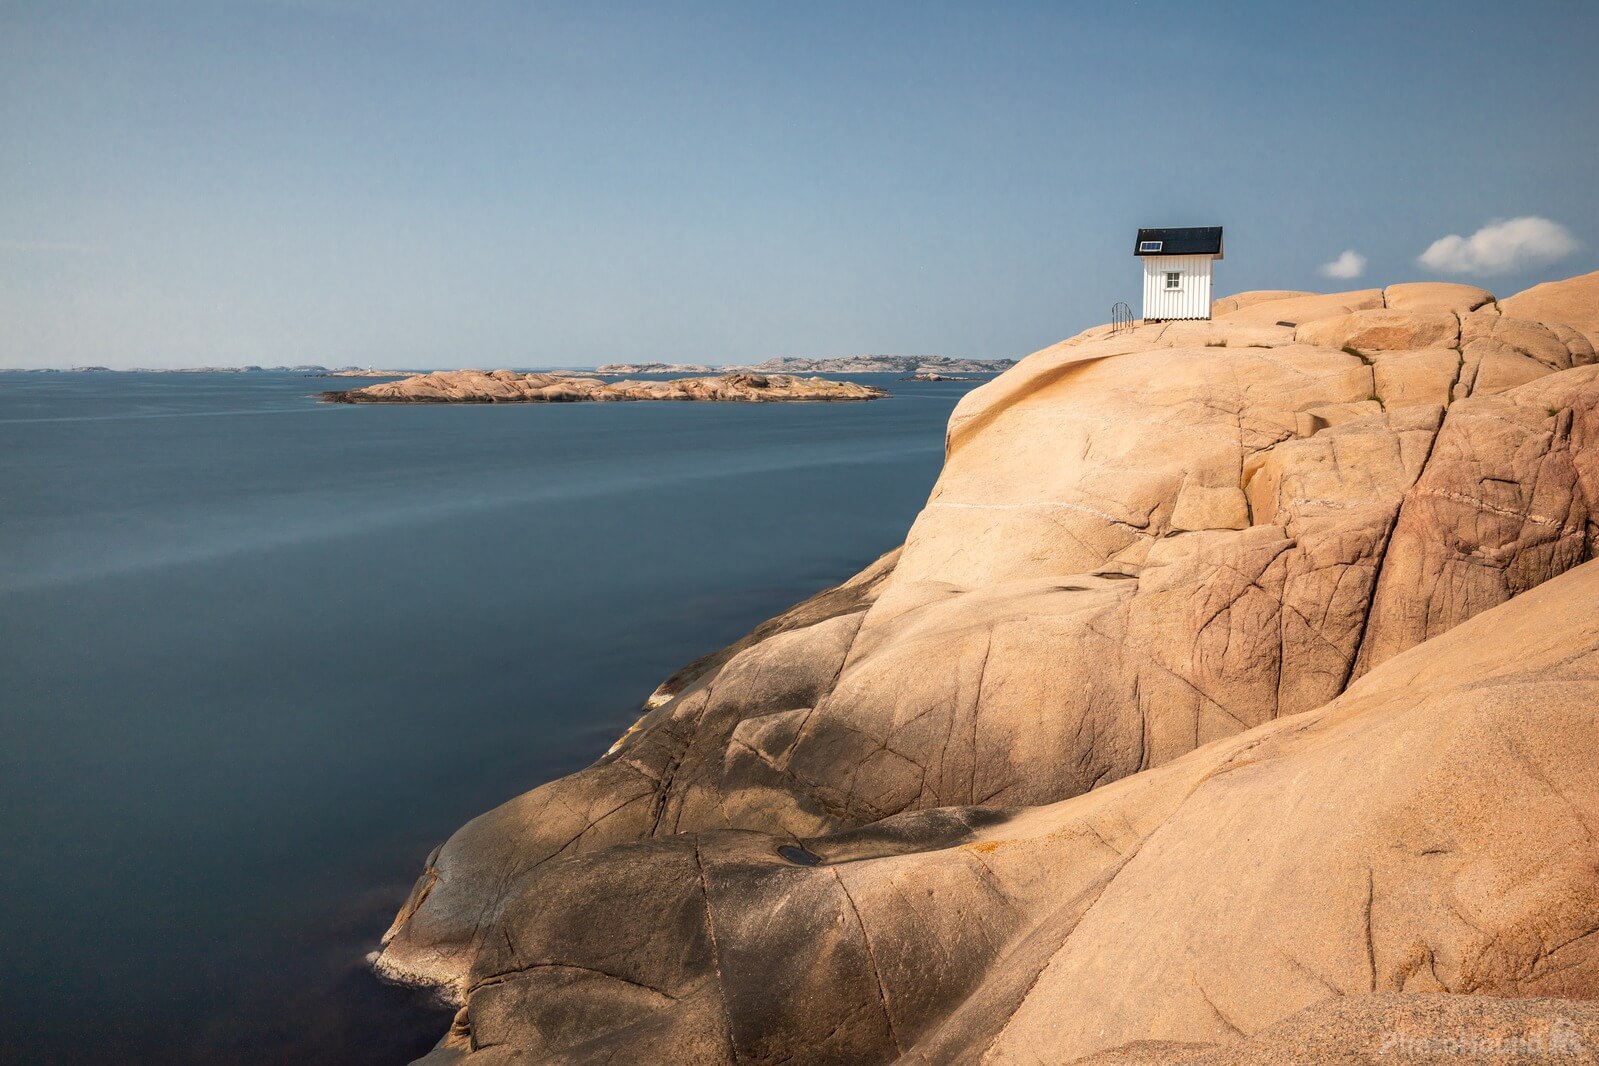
1110, 302, 1134, 334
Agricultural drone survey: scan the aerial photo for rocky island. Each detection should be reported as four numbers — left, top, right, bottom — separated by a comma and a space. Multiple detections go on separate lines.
377, 272, 1599, 1063
320, 370, 888, 404
899, 371, 983, 381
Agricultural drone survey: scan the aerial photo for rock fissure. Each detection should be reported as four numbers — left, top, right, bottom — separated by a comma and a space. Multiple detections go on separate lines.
830, 867, 906, 1056
377, 274, 1599, 1065
692, 840, 739, 1062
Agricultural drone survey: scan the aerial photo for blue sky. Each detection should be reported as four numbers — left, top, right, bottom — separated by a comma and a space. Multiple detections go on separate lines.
2, 0, 1596, 368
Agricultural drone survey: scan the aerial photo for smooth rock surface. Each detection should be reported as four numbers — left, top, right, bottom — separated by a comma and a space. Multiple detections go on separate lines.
406, 561, 1599, 1065
1295, 308, 1460, 352
1382, 281, 1496, 314
1501, 269, 1599, 349
1207, 290, 1312, 317
375, 274, 1599, 1064
1072, 995, 1599, 1064
1211, 288, 1383, 327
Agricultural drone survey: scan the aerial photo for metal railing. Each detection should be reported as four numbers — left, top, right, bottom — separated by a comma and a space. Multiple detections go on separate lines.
1110, 302, 1135, 334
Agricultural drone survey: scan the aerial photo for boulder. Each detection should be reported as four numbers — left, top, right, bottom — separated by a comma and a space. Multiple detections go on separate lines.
1501, 269, 1599, 349
1456, 311, 1598, 399
1295, 308, 1460, 352
1383, 281, 1495, 314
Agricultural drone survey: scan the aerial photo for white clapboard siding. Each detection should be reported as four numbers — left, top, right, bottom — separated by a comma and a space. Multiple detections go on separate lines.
1141, 255, 1214, 320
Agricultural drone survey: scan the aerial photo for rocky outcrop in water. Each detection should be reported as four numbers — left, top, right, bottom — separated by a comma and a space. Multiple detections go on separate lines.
376, 274, 1599, 1064
898, 371, 983, 382
321, 370, 888, 404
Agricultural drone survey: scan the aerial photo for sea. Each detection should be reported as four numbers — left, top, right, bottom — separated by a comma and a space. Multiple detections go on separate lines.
0, 370, 978, 1064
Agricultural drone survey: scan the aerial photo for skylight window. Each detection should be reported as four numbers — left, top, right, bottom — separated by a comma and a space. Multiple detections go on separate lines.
1138, 240, 1163, 253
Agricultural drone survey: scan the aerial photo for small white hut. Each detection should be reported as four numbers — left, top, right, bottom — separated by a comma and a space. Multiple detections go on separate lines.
1134, 227, 1223, 321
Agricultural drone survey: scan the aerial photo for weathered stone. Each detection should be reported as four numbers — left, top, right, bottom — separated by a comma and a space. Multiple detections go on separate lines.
1370, 348, 1461, 408
411, 561, 1599, 1064
1211, 288, 1383, 327
378, 275, 1599, 1064
1147, 319, 1296, 349
1353, 366, 1599, 676
1456, 312, 1598, 400
1070, 995, 1599, 1065
1383, 281, 1495, 314
1209, 290, 1314, 317
1500, 269, 1599, 349
1295, 308, 1460, 352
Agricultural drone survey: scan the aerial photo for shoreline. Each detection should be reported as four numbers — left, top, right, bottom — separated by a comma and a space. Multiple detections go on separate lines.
319, 370, 892, 405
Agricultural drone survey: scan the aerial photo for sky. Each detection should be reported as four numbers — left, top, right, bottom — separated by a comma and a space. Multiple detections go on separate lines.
1, 1, 1596, 369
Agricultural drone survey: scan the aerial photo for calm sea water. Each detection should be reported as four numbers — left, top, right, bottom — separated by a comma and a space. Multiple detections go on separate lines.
0, 371, 974, 1064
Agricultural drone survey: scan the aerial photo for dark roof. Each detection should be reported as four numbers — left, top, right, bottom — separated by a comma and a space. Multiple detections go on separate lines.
1134, 227, 1224, 258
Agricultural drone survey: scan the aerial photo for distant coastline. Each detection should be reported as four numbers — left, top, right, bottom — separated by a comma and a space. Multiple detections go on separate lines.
1, 354, 1013, 377
596, 355, 1014, 375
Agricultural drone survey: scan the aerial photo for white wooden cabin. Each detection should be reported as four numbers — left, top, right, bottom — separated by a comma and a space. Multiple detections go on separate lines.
1135, 227, 1223, 321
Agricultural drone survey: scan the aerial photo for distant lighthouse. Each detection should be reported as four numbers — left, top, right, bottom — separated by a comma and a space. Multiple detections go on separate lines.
1134, 227, 1224, 321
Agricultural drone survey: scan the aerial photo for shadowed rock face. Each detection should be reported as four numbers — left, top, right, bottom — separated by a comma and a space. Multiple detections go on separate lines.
375, 277, 1599, 1064
320, 370, 888, 403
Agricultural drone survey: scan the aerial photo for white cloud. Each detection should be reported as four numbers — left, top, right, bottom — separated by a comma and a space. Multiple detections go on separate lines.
1319, 250, 1366, 279
1417, 217, 1578, 276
